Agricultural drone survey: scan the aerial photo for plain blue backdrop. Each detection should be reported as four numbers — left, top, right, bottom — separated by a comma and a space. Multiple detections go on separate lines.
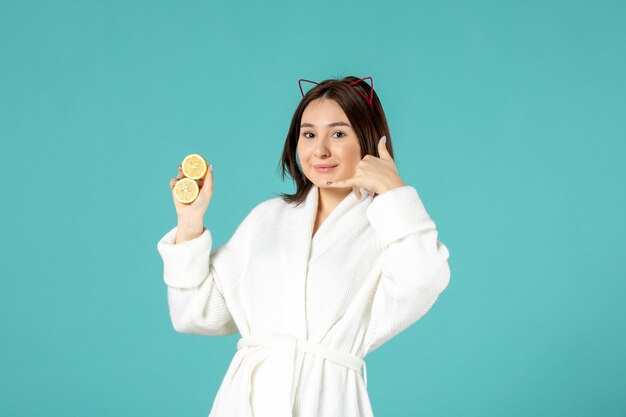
1, 0, 624, 416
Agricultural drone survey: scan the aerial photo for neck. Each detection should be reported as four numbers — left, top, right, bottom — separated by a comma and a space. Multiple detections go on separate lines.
317, 186, 352, 215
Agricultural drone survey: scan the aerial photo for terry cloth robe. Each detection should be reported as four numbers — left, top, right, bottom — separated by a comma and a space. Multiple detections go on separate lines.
156, 184, 451, 417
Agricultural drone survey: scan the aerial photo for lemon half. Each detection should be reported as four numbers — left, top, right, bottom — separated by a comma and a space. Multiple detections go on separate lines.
182, 153, 208, 180
174, 178, 200, 204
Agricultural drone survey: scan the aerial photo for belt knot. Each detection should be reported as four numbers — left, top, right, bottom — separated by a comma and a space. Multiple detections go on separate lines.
237, 333, 368, 417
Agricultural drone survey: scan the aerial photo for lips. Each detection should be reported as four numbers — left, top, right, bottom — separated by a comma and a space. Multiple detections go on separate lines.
313, 164, 337, 172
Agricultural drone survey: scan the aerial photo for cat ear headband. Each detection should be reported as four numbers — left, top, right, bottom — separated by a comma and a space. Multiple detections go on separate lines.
298, 76, 374, 109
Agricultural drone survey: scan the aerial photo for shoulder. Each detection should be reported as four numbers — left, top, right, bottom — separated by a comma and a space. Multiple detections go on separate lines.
241, 194, 295, 224
245, 194, 304, 235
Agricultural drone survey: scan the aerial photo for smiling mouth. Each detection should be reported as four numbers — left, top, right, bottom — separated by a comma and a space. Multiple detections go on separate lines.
314, 165, 338, 172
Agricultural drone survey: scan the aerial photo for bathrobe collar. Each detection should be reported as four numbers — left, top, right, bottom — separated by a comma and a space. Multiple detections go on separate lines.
279, 184, 373, 338
303, 185, 373, 257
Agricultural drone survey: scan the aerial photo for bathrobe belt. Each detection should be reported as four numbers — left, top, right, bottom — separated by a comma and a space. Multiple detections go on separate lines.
237, 333, 368, 417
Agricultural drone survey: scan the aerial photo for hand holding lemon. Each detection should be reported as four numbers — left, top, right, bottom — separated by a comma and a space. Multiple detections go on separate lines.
169, 154, 213, 242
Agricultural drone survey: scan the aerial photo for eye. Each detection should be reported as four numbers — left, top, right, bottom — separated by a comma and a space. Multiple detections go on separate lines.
300, 131, 347, 139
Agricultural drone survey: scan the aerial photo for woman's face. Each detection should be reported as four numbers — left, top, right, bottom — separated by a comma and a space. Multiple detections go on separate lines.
296, 98, 362, 189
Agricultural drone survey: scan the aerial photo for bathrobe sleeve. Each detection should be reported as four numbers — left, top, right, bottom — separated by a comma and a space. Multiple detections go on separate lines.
156, 204, 262, 336
363, 185, 451, 354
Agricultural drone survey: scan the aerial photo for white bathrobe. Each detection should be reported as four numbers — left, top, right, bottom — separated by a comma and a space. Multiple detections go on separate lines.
156, 184, 451, 417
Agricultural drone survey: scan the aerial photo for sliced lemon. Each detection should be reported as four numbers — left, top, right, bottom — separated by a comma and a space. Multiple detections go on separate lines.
181, 153, 208, 180
174, 178, 200, 204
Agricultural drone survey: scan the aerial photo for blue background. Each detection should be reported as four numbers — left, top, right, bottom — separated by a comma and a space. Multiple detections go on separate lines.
1, 0, 624, 416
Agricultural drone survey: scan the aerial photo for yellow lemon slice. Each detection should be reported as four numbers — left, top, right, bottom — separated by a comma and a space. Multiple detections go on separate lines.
181, 153, 208, 180
174, 178, 200, 204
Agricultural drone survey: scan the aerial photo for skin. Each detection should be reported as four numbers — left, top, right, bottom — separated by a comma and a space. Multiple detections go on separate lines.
297, 98, 363, 220
169, 164, 211, 243
169, 97, 405, 243
297, 98, 406, 235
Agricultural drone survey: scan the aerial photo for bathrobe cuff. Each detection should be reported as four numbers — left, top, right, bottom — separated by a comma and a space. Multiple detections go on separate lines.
365, 185, 434, 247
156, 225, 212, 288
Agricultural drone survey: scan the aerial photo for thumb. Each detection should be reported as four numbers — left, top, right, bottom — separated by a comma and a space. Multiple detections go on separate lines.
200, 164, 214, 196
378, 136, 392, 160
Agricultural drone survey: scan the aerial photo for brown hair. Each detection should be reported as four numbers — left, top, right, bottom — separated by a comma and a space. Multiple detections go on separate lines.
277, 75, 394, 206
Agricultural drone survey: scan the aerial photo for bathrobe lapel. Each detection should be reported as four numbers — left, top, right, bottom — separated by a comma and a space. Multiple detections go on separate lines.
279, 185, 373, 339
308, 185, 373, 264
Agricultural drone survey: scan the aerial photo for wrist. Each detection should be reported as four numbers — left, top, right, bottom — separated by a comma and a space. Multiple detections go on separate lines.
176, 217, 204, 240
378, 180, 406, 194
177, 215, 203, 227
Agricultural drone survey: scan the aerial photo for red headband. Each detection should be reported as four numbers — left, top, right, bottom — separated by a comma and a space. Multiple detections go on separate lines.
298, 76, 374, 109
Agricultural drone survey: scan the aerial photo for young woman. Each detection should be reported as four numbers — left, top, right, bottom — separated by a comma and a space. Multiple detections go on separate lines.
157, 75, 451, 417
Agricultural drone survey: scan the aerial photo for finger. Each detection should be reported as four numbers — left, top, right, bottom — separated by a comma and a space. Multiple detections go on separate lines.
353, 186, 361, 199
200, 163, 214, 197
202, 163, 212, 180
377, 136, 393, 160
326, 177, 357, 188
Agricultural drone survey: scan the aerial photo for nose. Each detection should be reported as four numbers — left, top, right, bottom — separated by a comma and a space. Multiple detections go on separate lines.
314, 137, 331, 158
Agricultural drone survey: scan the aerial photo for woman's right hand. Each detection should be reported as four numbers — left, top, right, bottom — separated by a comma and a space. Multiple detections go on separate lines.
170, 163, 214, 222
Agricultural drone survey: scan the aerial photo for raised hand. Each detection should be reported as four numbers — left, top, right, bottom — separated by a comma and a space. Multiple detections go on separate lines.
170, 163, 213, 220
326, 136, 406, 199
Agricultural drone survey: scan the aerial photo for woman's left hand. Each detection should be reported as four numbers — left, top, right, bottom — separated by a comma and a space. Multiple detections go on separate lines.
326, 136, 406, 199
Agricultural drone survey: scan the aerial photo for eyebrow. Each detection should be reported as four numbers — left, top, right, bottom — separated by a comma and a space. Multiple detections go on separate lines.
300, 121, 352, 128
